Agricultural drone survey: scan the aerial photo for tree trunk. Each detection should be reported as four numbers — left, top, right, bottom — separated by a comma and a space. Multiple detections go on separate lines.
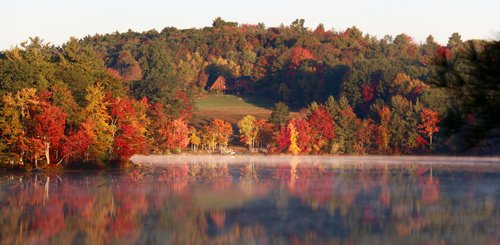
45, 142, 50, 165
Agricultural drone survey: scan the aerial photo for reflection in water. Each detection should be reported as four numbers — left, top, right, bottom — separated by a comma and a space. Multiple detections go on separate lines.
0, 161, 499, 244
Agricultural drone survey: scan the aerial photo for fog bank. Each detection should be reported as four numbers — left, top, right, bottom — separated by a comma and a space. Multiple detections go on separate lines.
131, 155, 500, 169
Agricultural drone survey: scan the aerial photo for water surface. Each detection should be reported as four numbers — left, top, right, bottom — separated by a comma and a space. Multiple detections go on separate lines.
1, 156, 499, 244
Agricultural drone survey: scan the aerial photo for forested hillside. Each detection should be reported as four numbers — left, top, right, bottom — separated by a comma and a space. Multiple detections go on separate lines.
0, 18, 498, 167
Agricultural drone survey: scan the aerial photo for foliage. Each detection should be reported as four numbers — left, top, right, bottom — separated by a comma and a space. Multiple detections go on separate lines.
200, 119, 233, 152
83, 83, 116, 161
109, 97, 149, 160
34, 102, 67, 165
287, 122, 301, 155
237, 115, 259, 150
269, 102, 290, 126
418, 108, 439, 146
2, 19, 494, 163
431, 40, 500, 149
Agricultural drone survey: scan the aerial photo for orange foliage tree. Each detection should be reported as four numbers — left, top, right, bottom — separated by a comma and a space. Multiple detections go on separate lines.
149, 103, 189, 153
200, 119, 233, 152
289, 47, 315, 69
255, 120, 274, 149
307, 106, 335, 153
291, 119, 312, 154
376, 105, 390, 154
211, 119, 233, 150
418, 108, 439, 146
288, 122, 301, 155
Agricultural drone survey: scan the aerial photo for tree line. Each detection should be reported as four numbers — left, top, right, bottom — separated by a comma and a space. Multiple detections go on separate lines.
0, 18, 498, 167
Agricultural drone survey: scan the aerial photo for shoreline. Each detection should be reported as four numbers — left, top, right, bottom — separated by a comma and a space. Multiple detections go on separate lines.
131, 154, 500, 168
2, 155, 499, 173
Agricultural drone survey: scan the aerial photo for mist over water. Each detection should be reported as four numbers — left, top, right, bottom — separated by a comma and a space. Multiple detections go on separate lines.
131, 154, 500, 168
1, 156, 499, 244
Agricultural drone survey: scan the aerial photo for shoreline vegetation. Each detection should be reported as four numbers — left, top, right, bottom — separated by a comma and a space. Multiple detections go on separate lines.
0, 18, 498, 171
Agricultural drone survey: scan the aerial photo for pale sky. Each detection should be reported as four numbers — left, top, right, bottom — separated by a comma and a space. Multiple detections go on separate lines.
1, 0, 499, 50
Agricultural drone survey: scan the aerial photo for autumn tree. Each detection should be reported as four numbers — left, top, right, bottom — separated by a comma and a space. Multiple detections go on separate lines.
108, 97, 149, 160
375, 105, 390, 154
291, 118, 312, 154
149, 103, 189, 153
355, 119, 375, 154
0, 88, 41, 165
418, 108, 439, 146
290, 47, 315, 69
201, 124, 218, 151
188, 127, 201, 152
34, 102, 67, 165
237, 115, 259, 151
114, 50, 143, 82
61, 125, 93, 164
0, 20, 481, 157
273, 124, 290, 153
83, 83, 116, 162
199, 119, 232, 152
307, 105, 335, 153
288, 122, 300, 155
255, 120, 274, 149
211, 119, 233, 150
164, 119, 190, 152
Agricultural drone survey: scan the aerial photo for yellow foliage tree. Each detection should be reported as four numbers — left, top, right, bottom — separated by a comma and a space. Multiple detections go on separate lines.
0, 88, 42, 165
189, 127, 201, 152
288, 122, 300, 155
237, 115, 259, 150
84, 83, 116, 161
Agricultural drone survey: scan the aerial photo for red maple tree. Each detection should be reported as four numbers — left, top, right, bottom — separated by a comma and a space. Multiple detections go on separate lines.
418, 108, 439, 146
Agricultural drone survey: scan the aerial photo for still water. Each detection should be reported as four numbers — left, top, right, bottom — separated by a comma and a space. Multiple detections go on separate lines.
0, 156, 499, 245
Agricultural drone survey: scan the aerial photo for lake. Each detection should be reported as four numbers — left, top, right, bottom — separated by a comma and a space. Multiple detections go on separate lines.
0, 156, 499, 244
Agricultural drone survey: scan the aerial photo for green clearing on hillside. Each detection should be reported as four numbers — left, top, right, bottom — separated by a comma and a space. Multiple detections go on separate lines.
193, 94, 274, 126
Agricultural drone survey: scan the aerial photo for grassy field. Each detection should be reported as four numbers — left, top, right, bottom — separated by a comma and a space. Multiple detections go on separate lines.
193, 94, 276, 127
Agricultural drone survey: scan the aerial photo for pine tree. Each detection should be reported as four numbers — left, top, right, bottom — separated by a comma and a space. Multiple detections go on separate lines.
269, 102, 290, 126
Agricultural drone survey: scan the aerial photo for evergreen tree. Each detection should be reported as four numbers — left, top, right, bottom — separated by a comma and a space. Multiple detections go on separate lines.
269, 102, 290, 126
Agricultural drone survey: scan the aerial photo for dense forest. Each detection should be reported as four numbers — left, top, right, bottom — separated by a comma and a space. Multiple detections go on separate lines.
0, 18, 498, 167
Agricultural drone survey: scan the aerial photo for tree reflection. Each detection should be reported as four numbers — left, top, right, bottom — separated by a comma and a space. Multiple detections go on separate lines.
0, 163, 498, 244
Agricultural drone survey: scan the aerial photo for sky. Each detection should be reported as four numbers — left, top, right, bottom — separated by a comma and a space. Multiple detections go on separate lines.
1, 0, 499, 50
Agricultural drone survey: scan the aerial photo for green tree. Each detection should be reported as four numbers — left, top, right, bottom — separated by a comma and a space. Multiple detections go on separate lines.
132, 41, 184, 114
58, 37, 107, 104
212, 17, 238, 28
447, 32, 462, 50
331, 96, 358, 154
432, 40, 500, 148
269, 102, 290, 126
